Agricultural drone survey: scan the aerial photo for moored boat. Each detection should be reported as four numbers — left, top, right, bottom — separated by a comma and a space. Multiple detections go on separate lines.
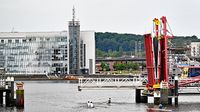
64, 75, 82, 80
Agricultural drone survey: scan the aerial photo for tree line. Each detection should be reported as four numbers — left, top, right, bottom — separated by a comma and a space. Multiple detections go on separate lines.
95, 32, 200, 57
100, 62, 145, 71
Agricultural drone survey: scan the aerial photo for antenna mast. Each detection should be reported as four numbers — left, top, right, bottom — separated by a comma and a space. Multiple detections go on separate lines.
72, 6, 75, 21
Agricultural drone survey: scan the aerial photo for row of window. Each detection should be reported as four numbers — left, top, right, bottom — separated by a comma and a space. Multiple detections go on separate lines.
0, 37, 67, 43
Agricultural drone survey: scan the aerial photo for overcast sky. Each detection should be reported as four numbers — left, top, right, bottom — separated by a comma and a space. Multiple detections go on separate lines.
0, 0, 200, 37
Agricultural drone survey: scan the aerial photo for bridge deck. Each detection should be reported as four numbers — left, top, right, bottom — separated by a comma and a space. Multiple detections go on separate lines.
78, 77, 147, 91
78, 77, 200, 93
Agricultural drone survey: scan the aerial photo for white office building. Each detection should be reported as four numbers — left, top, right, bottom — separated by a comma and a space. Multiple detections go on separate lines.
191, 42, 200, 57
0, 30, 95, 75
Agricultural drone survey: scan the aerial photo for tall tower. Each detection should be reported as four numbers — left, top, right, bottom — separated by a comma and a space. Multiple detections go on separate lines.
69, 7, 81, 74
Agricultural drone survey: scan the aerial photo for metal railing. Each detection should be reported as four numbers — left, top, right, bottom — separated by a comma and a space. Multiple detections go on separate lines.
0, 79, 6, 88
78, 76, 200, 91
78, 77, 147, 91
0, 77, 15, 89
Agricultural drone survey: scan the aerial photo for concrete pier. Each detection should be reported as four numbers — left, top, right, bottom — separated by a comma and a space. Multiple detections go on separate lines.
16, 89, 24, 107
168, 89, 173, 105
140, 95, 148, 103
175, 78, 178, 106
136, 88, 148, 103
16, 82, 24, 107
0, 77, 24, 107
0, 91, 3, 106
153, 89, 160, 105
168, 97, 172, 105
0, 89, 11, 106
160, 88, 168, 105
5, 90, 11, 106
135, 89, 141, 103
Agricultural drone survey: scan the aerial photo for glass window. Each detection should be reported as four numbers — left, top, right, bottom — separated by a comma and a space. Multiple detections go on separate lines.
23, 39, 26, 43
8, 40, 12, 43
57, 37, 61, 42
1, 40, 4, 43
61, 37, 67, 42
32, 37, 36, 42
40, 37, 43, 41
15, 40, 19, 43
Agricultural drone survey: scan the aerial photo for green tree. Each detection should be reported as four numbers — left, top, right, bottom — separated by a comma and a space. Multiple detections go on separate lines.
96, 49, 105, 57
101, 62, 110, 71
113, 63, 126, 70
101, 62, 106, 71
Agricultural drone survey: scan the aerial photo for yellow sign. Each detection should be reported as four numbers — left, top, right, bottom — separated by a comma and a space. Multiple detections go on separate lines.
181, 67, 188, 79
153, 18, 160, 25
153, 83, 160, 89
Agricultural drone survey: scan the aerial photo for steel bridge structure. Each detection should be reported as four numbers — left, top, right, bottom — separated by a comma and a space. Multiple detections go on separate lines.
78, 76, 147, 91
78, 76, 200, 94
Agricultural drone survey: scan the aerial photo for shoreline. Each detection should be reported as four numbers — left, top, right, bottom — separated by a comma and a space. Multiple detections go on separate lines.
5, 74, 142, 81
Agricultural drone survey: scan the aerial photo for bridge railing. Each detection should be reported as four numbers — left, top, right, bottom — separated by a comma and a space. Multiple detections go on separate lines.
78, 77, 147, 90
78, 76, 200, 91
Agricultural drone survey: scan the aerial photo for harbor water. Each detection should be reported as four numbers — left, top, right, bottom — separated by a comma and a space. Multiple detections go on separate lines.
1, 81, 200, 112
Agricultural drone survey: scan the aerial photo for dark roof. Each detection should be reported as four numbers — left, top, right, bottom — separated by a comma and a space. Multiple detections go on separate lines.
96, 58, 146, 62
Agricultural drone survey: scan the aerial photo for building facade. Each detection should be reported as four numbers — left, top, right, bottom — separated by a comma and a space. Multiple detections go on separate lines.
68, 7, 95, 75
191, 42, 200, 57
68, 19, 80, 74
0, 30, 95, 75
0, 32, 68, 75
80, 31, 95, 75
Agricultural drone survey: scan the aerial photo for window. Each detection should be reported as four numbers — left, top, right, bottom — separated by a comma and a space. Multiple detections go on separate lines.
32, 37, 36, 42
8, 40, 12, 43
57, 37, 61, 42
15, 40, 19, 43
1, 40, 4, 43
23, 39, 26, 43
61, 37, 67, 42
40, 37, 43, 41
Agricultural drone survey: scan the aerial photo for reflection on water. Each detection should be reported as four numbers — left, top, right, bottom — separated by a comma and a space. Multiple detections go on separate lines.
0, 107, 23, 112
1, 81, 200, 112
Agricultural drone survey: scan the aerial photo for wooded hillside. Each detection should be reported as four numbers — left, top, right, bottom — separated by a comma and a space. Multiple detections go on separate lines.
95, 32, 200, 57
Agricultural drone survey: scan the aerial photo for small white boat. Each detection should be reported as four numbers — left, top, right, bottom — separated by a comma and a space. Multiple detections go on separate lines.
87, 101, 94, 108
